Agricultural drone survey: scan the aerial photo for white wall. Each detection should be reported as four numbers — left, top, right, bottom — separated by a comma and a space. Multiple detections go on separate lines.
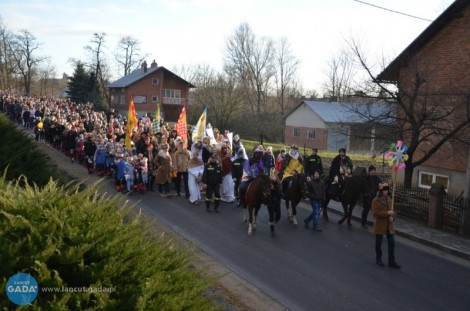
285, 103, 325, 128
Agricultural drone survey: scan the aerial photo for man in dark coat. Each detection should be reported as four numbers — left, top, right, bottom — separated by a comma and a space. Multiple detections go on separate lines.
304, 148, 323, 177
328, 148, 353, 191
362, 165, 382, 227
202, 154, 223, 213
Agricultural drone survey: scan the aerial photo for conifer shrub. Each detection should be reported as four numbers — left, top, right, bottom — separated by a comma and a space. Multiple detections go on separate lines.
0, 114, 64, 186
0, 177, 218, 310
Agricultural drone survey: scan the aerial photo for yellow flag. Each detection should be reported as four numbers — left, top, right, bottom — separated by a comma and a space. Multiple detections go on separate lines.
125, 97, 137, 149
191, 106, 207, 142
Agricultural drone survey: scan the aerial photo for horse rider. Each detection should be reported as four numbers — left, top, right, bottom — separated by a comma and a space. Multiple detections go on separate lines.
304, 147, 323, 177
238, 148, 264, 206
328, 147, 353, 193
280, 144, 304, 196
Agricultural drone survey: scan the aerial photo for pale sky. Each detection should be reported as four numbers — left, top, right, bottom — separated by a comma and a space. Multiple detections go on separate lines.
0, 0, 453, 93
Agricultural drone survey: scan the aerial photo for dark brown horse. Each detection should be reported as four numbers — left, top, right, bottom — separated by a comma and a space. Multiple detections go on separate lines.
336, 174, 369, 226
322, 167, 369, 226
240, 174, 273, 236
283, 172, 307, 226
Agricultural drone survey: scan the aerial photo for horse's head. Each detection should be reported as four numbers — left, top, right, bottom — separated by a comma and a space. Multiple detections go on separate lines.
291, 172, 308, 197
259, 174, 273, 198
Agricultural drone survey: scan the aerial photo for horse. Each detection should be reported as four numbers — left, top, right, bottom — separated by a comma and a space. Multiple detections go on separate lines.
323, 167, 369, 226
282, 172, 308, 226
239, 174, 273, 236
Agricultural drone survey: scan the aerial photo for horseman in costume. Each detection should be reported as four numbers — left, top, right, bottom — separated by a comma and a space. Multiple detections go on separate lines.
328, 148, 353, 196
280, 144, 304, 196
279, 144, 304, 225
238, 148, 264, 205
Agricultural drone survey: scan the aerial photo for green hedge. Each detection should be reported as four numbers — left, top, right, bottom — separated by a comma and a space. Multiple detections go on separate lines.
0, 178, 218, 310
0, 114, 64, 187
0, 114, 218, 310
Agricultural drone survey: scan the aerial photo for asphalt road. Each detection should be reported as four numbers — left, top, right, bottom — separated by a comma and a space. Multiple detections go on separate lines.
131, 192, 470, 311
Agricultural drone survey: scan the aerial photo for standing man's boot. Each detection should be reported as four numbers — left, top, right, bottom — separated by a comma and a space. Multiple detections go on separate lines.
214, 200, 220, 213
206, 200, 212, 212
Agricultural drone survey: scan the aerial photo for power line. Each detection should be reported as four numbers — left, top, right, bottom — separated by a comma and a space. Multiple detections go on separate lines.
353, 0, 435, 23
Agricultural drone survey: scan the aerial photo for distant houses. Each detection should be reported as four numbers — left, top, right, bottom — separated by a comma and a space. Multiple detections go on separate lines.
106, 60, 195, 122
284, 100, 393, 153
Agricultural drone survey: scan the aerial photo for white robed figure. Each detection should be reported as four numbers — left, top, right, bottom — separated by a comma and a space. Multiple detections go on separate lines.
219, 144, 235, 202
187, 151, 205, 205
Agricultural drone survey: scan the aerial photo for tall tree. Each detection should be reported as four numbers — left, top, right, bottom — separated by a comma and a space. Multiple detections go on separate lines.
67, 61, 97, 104
321, 47, 356, 100
224, 23, 275, 115
85, 32, 110, 109
8, 29, 47, 95
179, 64, 243, 130
37, 59, 57, 96
0, 16, 14, 91
274, 37, 300, 115
115, 36, 147, 76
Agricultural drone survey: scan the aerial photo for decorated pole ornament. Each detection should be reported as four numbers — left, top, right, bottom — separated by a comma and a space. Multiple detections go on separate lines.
385, 140, 409, 212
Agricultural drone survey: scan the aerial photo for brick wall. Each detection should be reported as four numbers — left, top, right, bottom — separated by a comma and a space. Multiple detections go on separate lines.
398, 5, 470, 173
110, 68, 191, 122
284, 125, 328, 150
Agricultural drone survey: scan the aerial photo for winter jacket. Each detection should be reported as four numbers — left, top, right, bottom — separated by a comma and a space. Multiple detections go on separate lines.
307, 178, 325, 201
202, 162, 222, 185
372, 195, 395, 235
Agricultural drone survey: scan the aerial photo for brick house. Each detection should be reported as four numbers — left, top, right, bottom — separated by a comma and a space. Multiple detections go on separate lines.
284, 100, 392, 153
107, 60, 195, 122
377, 0, 470, 195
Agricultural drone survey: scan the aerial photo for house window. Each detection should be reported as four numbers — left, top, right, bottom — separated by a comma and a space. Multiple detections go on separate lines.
152, 96, 159, 103
293, 128, 300, 138
418, 171, 449, 190
308, 129, 315, 140
133, 95, 147, 104
114, 95, 126, 105
152, 78, 160, 85
164, 89, 181, 98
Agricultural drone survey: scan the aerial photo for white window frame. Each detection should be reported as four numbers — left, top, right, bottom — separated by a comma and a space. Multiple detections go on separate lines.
132, 95, 147, 104
152, 78, 160, 85
418, 171, 449, 190
307, 129, 315, 140
293, 128, 300, 138
152, 96, 159, 103
163, 89, 181, 98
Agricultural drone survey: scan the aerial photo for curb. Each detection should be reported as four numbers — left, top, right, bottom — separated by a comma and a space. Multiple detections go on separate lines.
326, 207, 470, 261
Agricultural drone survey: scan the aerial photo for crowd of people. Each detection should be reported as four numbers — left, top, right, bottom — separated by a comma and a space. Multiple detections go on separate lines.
0, 91, 400, 268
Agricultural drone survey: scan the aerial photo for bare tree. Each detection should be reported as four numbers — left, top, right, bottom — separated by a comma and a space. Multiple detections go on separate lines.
0, 16, 15, 91
274, 37, 300, 115
115, 36, 147, 76
85, 32, 111, 108
321, 47, 356, 100
8, 29, 47, 95
182, 64, 243, 130
37, 59, 57, 96
346, 38, 470, 188
224, 23, 275, 115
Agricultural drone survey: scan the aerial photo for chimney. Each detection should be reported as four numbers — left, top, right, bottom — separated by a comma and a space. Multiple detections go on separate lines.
151, 59, 158, 68
141, 60, 148, 72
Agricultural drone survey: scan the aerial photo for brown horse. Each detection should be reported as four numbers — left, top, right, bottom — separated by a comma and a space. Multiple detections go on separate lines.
240, 174, 273, 236
283, 172, 308, 226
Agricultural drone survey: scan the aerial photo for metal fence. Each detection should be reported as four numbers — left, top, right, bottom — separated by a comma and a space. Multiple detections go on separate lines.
393, 183, 470, 236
